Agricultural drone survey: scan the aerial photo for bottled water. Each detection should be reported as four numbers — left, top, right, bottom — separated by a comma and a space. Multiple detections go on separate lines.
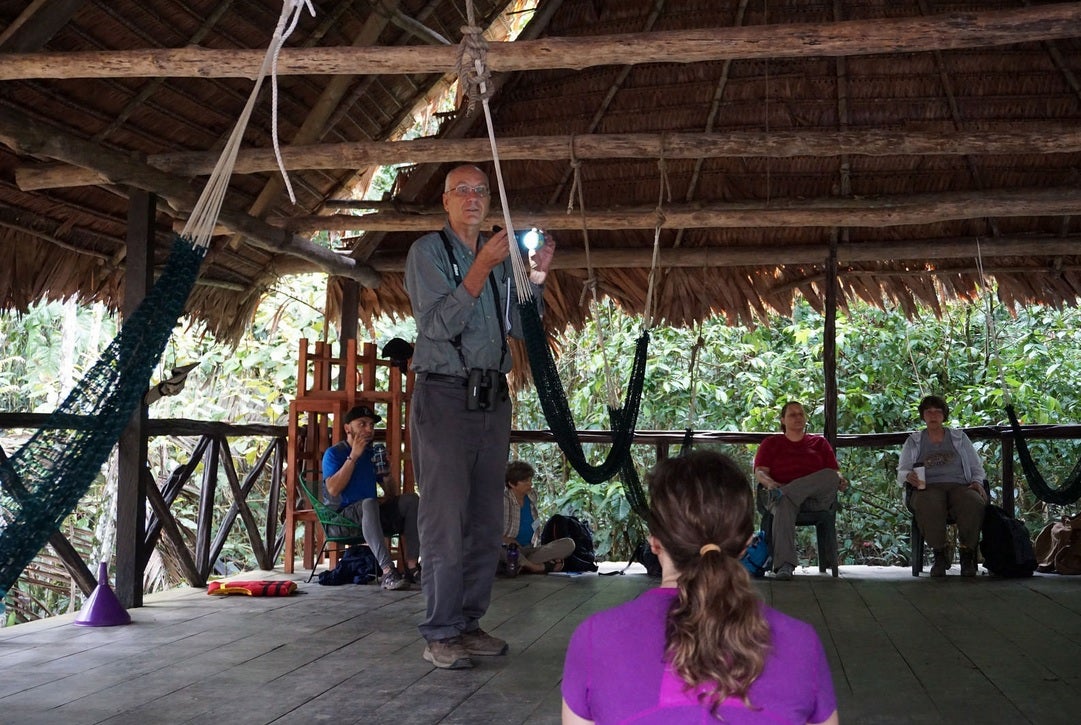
506, 543, 520, 577
372, 443, 390, 478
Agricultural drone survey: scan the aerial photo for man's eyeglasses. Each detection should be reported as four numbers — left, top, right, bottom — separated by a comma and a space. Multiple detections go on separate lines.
447, 183, 490, 197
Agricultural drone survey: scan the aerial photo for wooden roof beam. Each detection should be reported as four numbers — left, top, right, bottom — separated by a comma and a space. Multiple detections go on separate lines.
18, 125, 1081, 191
1, 4, 1078, 80
277, 186, 1081, 233
363, 235, 1081, 272
0, 105, 378, 286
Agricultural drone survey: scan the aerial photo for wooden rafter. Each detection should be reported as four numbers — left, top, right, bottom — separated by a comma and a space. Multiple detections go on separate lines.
277, 186, 1081, 233
17, 125, 1081, 191
0, 106, 379, 285
1, 4, 1078, 80
363, 235, 1081, 272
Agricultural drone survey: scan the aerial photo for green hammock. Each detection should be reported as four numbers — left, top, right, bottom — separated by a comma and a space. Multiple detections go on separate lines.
0, 2, 314, 610
0, 236, 205, 601
1004, 404, 1081, 506
519, 298, 649, 485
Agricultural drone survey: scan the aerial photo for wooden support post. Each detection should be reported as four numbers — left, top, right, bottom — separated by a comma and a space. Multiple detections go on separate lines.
823, 242, 839, 447
338, 279, 359, 389
194, 437, 220, 579
1002, 435, 1015, 516
115, 188, 155, 608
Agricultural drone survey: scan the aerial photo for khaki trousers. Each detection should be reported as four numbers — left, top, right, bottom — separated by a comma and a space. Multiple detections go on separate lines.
910, 483, 985, 550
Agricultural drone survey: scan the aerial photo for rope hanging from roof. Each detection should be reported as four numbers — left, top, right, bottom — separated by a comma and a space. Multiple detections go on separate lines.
456, 3, 655, 485
976, 242, 1081, 505
614, 154, 675, 512
0, 0, 315, 606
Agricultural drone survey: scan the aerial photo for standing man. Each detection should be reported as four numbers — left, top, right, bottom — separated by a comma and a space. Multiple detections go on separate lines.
322, 403, 420, 590
405, 164, 555, 669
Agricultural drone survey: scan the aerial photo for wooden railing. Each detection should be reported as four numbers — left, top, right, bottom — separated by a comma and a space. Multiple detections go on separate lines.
3, 414, 1079, 597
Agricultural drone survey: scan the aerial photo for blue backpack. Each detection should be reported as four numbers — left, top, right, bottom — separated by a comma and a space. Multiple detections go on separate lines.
741, 531, 770, 578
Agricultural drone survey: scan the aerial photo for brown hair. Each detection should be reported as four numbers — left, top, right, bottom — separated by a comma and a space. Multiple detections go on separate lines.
779, 400, 804, 431
647, 450, 770, 714
918, 394, 949, 418
505, 460, 535, 487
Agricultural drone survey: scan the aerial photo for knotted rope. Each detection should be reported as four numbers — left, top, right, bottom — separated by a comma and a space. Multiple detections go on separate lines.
456, 1, 532, 298
567, 142, 619, 408
642, 150, 671, 331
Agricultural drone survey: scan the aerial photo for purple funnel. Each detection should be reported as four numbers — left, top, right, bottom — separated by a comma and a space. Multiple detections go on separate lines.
74, 562, 132, 627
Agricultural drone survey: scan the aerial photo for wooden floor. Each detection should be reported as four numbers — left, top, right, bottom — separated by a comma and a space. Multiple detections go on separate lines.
1, 563, 1080, 724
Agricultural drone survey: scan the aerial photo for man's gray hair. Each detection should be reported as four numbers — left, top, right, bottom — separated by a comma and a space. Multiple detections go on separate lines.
444, 164, 488, 192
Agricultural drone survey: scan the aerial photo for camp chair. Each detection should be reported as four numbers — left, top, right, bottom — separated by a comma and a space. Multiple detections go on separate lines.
906, 480, 990, 576
296, 477, 366, 582
756, 485, 840, 577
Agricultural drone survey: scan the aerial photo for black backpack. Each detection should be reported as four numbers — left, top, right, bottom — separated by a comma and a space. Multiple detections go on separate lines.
980, 505, 1037, 578
317, 545, 380, 585
541, 514, 599, 572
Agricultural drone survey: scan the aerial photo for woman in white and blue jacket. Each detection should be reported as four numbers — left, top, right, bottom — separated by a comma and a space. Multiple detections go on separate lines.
896, 395, 988, 577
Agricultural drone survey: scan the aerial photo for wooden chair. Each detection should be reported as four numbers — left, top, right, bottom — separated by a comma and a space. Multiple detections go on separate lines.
906, 480, 989, 577
757, 485, 839, 577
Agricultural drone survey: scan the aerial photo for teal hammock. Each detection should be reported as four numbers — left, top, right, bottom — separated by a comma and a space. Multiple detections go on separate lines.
0, 236, 205, 601
1004, 404, 1081, 506
519, 299, 649, 485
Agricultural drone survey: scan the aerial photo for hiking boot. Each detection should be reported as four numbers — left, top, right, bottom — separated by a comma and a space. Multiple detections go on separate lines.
459, 628, 508, 656
960, 548, 978, 577
423, 637, 473, 669
930, 549, 949, 577
773, 564, 794, 581
381, 568, 407, 590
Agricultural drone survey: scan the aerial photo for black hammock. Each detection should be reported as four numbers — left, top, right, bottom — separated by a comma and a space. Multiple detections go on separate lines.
519, 298, 648, 485
1004, 404, 1081, 506
619, 427, 696, 522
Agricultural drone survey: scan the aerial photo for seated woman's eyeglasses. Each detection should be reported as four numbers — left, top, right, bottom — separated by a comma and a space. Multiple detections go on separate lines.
448, 183, 490, 197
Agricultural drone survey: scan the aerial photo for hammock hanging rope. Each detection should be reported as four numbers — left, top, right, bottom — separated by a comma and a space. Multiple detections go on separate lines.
0, 0, 315, 604
457, 6, 652, 485
976, 241, 1081, 505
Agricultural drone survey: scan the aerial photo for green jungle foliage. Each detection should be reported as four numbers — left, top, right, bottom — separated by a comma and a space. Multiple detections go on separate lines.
512, 298, 1081, 566
2, 280, 1080, 623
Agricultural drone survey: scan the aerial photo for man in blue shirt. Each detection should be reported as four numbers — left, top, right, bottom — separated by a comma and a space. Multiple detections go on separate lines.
322, 404, 419, 590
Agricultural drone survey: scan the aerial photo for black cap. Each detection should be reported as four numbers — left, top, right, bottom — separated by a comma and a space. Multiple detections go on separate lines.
344, 404, 381, 424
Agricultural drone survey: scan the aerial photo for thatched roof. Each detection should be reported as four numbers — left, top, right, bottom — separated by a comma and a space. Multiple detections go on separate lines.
2, 1, 1080, 341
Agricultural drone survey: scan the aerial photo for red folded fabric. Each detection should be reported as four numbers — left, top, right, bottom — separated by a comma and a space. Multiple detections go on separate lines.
207, 580, 298, 596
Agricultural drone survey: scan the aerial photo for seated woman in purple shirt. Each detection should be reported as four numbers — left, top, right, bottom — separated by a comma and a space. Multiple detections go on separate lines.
562, 450, 839, 724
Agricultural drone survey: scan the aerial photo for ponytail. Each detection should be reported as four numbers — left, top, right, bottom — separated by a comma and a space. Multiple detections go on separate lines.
647, 450, 771, 714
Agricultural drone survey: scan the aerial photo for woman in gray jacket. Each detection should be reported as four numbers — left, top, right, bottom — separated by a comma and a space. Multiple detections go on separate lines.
897, 395, 988, 577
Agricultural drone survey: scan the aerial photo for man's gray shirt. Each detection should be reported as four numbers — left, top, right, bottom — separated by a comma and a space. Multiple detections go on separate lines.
404, 225, 541, 376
